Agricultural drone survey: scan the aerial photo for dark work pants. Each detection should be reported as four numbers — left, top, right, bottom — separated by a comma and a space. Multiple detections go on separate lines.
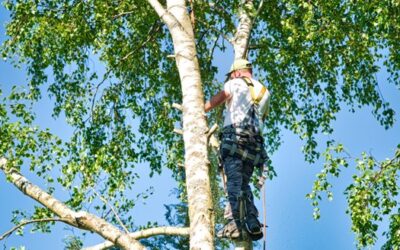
222, 154, 258, 222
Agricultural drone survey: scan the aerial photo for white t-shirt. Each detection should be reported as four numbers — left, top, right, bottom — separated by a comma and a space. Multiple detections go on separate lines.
223, 77, 270, 130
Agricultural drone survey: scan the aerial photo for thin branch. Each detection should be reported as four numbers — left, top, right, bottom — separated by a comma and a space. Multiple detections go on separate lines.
253, 0, 264, 25
208, 35, 220, 63
121, 22, 162, 61
371, 155, 400, 184
0, 218, 70, 241
172, 103, 183, 111
248, 43, 280, 50
83, 227, 190, 250
87, 20, 162, 124
113, 10, 135, 20
92, 189, 130, 234
89, 70, 112, 122
196, 18, 233, 44
189, 0, 195, 28
206, 123, 219, 138
174, 128, 183, 135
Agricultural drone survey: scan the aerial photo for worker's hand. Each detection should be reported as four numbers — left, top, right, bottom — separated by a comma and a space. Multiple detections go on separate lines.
256, 175, 267, 189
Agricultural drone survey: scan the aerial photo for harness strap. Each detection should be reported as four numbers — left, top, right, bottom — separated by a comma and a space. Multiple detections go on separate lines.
241, 76, 267, 105
221, 143, 264, 166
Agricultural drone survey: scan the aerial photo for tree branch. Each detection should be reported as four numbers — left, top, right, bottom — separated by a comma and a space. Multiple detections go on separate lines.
196, 18, 233, 44
146, 0, 177, 29
83, 226, 190, 250
147, 0, 193, 38
371, 154, 400, 185
0, 158, 145, 250
113, 10, 135, 20
254, 0, 264, 24
87, 20, 162, 124
0, 218, 70, 241
92, 189, 130, 234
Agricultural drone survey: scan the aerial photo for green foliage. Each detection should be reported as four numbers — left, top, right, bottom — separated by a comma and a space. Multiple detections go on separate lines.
254, 0, 399, 161
307, 141, 349, 219
381, 212, 400, 250
307, 142, 400, 249
0, 0, 399, 249
10, 247, 26, 250
345, 149, 400, 249
63, 235, 83, 250
1, 87, 64, 187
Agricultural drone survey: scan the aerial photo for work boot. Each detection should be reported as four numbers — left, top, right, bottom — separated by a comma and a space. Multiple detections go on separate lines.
245, 215, 263, 241
217, 219, 241, 239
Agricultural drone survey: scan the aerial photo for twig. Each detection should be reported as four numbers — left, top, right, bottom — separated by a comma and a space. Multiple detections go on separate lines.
173, 128, 183, 135
172, 103, 183, 111
92, 189, 130, 234
189, 0, 195, 28
196, 18, 233, 44
121, 21, 162, 62
87, 20, 162, 124
206, 35, 220, 64
254, 0, 265, 23
371, 155, 399, 184
206, 123, 219, 138
248, 43, 280, 50
113, 10, 135, 20
0, 218, 70, 241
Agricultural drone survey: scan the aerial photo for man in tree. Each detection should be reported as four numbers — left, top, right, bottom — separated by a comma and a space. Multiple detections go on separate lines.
205, 59, 270, 241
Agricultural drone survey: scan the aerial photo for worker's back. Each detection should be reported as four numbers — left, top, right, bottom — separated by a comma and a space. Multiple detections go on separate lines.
223, 77, 270, 131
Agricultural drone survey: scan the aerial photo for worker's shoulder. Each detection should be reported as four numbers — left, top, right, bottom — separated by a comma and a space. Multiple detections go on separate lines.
251, 78, 271, 97
249, 78, 268, 89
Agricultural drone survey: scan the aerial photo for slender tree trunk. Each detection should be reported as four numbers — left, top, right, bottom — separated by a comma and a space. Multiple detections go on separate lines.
147, 0, 214, 249
232, 1, 257, 249
233, 0, 254, 60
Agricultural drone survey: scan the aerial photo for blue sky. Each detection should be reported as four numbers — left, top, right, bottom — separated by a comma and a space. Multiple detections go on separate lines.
1, 5, 400, 250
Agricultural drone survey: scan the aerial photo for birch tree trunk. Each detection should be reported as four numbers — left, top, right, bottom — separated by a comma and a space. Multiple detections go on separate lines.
233, 0, 255, 60
232, 1, 257, 249
147, 0, 214, 249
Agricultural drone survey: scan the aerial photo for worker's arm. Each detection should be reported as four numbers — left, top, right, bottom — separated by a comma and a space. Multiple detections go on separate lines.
204, 90, 231, 112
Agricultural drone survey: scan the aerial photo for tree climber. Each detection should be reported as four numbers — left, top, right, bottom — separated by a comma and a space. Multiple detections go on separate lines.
205, 59, 271, 241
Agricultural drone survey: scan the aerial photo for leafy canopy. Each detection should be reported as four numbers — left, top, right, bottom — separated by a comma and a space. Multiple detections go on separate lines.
1, 0, 399, 249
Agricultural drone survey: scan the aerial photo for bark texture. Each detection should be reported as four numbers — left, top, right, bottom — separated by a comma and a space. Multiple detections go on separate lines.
233, 0, 254, 59
0, 158, 145, 250
147, 0, 214, 249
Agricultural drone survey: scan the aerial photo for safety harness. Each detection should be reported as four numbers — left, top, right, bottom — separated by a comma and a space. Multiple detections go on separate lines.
219, 76, 269, 244
220, 76, 269, 167
241, 76, 268, 122
241, 76, 267, 106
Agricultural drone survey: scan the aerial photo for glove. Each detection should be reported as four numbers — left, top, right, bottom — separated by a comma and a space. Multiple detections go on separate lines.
256, 175, 267, 189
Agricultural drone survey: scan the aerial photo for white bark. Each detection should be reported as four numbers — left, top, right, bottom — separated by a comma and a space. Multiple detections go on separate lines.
233, 0, 255, 59
147, 1, 214, 249
83, 227, 190, 250
232, 1, 259, 249
0, 158, 145, 250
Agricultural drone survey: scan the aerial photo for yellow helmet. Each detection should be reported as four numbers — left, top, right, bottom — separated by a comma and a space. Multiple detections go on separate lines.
228, 59, 252, 73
